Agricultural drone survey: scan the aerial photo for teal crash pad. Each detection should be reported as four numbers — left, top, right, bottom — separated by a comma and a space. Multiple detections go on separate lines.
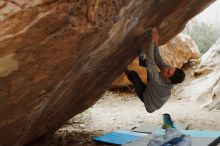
93, 129, 220, 145
93, 130, 148, 145
154, 129, 220, 138
131, 123, 188, 134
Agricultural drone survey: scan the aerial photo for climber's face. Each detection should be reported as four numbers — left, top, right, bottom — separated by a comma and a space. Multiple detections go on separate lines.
161, 67, 176, 79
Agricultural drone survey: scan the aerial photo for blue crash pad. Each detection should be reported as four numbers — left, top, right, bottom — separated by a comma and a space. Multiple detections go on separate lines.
94, 129, 220, 145
93, 130, 148, 145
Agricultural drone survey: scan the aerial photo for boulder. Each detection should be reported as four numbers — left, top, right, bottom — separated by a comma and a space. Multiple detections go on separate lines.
112, 33, 200, 88
181, 38, 220, 110
0, 0, 213, 145
160, 33, 200, 68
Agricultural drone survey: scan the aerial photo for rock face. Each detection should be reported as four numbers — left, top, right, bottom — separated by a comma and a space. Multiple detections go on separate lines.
0, 0, 213, 145
112, 33, 200, 88
181, 38, 220, 111
160, 33, 200, 68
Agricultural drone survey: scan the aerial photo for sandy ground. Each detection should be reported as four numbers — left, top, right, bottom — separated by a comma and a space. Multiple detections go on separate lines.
30, 93, 220, 146
29, 70, 220, 146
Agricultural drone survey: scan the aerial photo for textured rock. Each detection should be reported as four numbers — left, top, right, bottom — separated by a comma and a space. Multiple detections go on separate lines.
200, 38, 220, 71
160, 33, 200, 68
181, 38, 220, 110
0, 0, 213, 145
112, 33, 200, 88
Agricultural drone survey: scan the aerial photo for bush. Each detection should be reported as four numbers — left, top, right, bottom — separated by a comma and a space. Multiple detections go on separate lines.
183, 19, 220, 54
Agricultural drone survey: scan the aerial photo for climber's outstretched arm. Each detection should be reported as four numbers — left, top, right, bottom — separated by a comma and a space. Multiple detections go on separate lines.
139, 27, 170, 69
137, 28, 156, 68
154, 45, 170, 70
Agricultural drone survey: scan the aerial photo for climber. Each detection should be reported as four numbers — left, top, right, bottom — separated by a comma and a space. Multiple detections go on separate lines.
125, 27, 185, 113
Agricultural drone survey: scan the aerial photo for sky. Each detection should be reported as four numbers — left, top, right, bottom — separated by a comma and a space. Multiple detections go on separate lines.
195, 0, 220, 24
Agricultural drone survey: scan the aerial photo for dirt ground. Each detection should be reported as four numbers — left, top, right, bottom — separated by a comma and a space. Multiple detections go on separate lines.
30, 70, 220, 146
30, 93, 220, 146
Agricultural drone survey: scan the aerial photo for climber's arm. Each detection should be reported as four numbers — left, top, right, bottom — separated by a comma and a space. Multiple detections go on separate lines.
144, 27, 161, 78
137, 28, 154, 68
144, 27, 158, 70
147, 27, 170, 70
154, 46, 170, 70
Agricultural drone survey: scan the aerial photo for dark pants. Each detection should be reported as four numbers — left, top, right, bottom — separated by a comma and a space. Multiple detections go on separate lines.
125, 70, 146, 102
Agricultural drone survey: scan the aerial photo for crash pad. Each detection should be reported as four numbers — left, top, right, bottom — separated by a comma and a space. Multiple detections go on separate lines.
94, 129, 220, 145
131, 123, 188, 134
122, 136, 219, 146
154, 129, 220, 138
93, 130, 148, 145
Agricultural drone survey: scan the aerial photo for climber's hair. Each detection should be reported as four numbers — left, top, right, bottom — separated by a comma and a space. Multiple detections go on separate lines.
169, 68, 185, 84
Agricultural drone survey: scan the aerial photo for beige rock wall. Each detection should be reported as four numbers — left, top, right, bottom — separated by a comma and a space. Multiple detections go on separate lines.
181, 38, 220, 110
160, 33, 200, 68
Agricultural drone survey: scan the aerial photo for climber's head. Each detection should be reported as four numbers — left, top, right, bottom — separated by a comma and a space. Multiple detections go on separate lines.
161, 67, 185, 84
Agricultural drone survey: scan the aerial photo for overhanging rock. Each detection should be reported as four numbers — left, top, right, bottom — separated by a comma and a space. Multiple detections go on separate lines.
0, 0, 213, 145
